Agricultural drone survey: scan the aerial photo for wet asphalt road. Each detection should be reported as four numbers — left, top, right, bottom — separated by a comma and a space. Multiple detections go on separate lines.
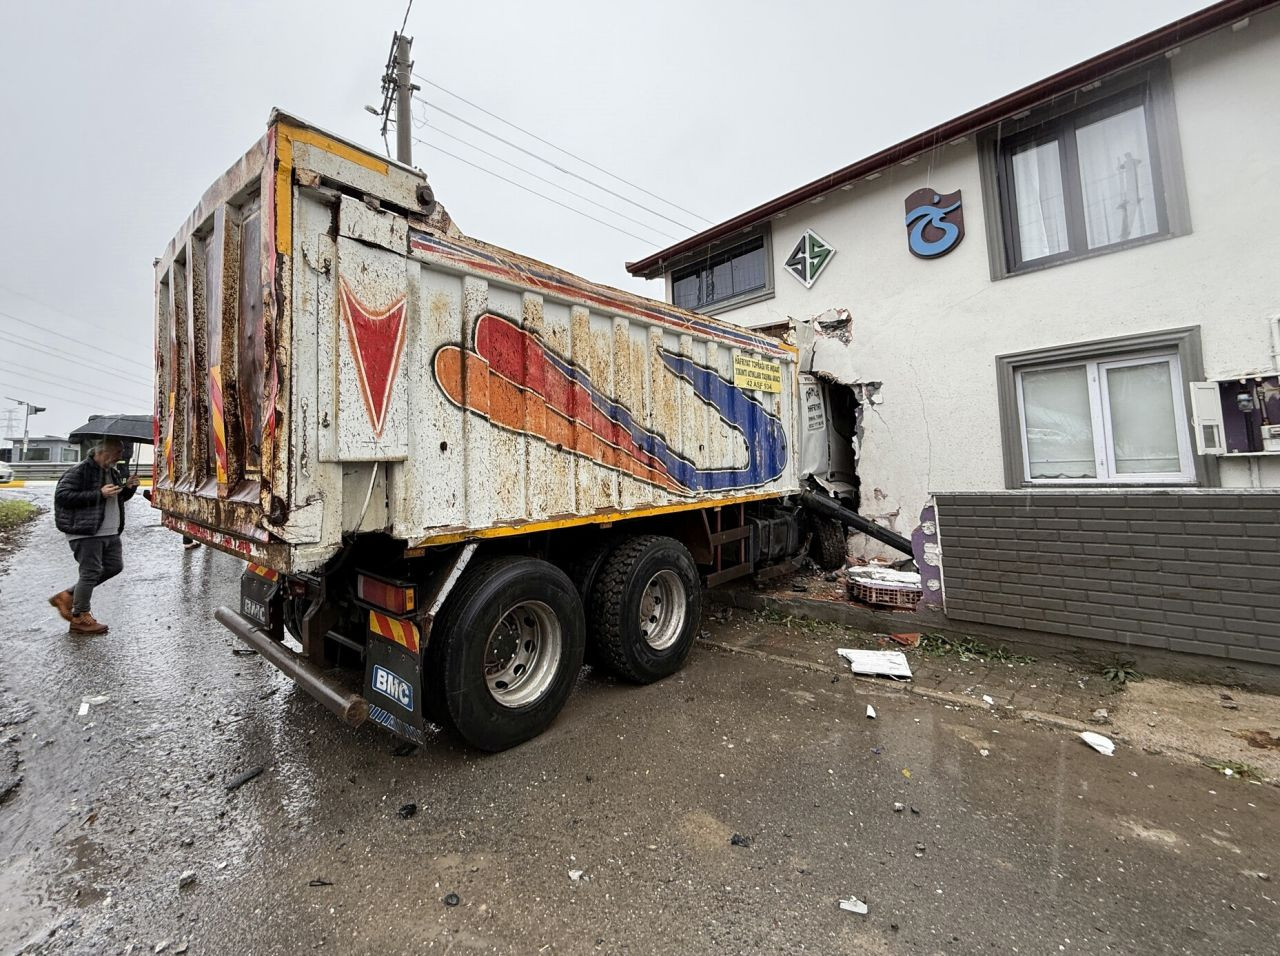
1, 488, 1278, 955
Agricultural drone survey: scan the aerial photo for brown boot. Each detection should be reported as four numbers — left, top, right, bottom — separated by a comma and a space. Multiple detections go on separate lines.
48, 590, 74, 622
69, 612, 108, 635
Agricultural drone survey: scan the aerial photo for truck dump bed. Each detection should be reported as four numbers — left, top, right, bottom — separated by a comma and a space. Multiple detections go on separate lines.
153, 112, 799, 572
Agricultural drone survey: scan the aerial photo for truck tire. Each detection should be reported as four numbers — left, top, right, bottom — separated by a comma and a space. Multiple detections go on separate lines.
563, 535, 618, 666
810, 519, 848, 570
431, 556, 585, 752
589, 535, 701, 684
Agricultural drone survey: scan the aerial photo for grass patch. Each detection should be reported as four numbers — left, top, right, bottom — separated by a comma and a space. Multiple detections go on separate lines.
0, 498, 39, 531
919, 633, 1035, 664
1102, 658, 1143, 686
1203, 758, 1263, 782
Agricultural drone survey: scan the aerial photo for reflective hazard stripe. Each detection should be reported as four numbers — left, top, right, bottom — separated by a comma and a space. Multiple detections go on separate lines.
369, 611, 420, 653
247, 563, 279, 581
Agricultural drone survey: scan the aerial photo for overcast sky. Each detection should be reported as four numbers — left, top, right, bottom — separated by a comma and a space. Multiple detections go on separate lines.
0, 0, 1206, 440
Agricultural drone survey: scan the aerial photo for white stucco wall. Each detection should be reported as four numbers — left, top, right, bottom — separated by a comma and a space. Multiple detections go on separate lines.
703, 10, 1280, 547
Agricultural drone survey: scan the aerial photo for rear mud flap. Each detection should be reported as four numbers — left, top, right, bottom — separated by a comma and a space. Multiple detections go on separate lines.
364, 636, 427, 746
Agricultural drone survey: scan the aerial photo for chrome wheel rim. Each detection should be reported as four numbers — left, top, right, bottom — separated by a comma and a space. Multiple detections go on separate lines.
484, 600, 562, 707
639, 569, 686, 651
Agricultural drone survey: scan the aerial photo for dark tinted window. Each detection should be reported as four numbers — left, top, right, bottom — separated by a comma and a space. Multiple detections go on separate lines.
672, 237, 766, 310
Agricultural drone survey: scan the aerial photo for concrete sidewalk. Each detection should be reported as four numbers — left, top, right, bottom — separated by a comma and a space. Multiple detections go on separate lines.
701, 600, 1280, 786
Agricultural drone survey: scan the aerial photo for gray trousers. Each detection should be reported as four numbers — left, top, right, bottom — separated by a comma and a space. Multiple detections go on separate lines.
68, 535, 124, 614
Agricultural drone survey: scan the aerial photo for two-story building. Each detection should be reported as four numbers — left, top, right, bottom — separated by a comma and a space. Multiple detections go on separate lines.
627, 0, 1280, 667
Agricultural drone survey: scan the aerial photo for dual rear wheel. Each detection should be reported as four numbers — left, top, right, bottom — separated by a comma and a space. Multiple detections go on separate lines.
430, 536, 700, 751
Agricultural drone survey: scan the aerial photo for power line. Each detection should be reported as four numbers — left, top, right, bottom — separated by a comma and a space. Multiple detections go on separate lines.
412, 73, 712, 226
413, 121, 677, 241
0, 305, 152, 372
0, 285, 154, 371
414, 139, 665, 246
0, 361, 149, 405
414, 94, 700, 234
399, 0, 414, 34
0, 381, 136, 415
0, 330, 154, 389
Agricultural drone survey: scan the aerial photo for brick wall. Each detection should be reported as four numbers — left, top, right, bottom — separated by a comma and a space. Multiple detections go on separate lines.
934, 491, 1280, 667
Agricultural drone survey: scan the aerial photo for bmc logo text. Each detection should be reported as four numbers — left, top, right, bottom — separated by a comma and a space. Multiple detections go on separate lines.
372, 665, 413, 711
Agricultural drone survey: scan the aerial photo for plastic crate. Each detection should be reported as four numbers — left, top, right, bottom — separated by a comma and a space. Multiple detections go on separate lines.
846, 573, 922, 609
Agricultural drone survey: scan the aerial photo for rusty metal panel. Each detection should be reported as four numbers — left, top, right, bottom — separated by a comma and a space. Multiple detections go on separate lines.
338, 194, 408, 254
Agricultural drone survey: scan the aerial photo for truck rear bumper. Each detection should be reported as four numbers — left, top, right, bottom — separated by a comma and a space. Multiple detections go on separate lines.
214, 606, 369, 727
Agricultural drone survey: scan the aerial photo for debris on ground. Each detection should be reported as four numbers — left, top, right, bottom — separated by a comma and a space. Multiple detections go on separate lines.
1091, 708, 1111, 725
914, 843, 926, 858
308, 879, 334, 887
866, 705, 877, 719
1233, 729, 1280, 750
838, 896, 869, 915
730, 833, 753, 848
391, 743, 418, 757
846, 566, 922, 609
224, 766, 264, 791
889, 632, 922, 647
231, 648, 257, 657
981, 695, 995, 706
893, 802, 904, 812
77, 694, 109, 717
443, 893, 460, 907
398, 803, 417, 819
568, 869, 585, 882
979, 749, 990, 757
177, 870, 196, 890
910, 806, 921, 815
1079, 732, 1116, 756
837, 648, 912, 681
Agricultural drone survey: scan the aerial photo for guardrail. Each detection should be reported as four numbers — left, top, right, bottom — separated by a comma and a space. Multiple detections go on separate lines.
4, 462, 155, 482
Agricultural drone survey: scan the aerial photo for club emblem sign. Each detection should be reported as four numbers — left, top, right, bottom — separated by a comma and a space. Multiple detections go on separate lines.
904, 188, 964, 259
784, 229, 835, 288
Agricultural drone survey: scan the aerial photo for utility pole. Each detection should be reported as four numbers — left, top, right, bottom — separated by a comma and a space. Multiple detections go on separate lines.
6, 398, 46, 461
394, 33, 414, 166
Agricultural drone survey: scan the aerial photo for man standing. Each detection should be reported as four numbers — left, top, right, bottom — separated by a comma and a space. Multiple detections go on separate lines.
48, 438, 138, 635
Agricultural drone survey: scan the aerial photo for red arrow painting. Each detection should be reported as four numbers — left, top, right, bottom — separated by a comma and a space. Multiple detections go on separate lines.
338, 277, 408, 438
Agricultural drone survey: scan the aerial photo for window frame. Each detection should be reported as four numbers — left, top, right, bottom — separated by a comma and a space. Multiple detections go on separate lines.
979, 59, 1190, 280
1013, 351, 1194, 484
664, 224, 774, 315
997, 326, 1212, 488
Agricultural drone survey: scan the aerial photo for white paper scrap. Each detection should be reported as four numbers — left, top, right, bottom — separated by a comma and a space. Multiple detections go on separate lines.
78, 702, 89, 716
837, 648, 912, 681
838, 897, 869, 915
1079, 731, 1115, 756
866, 705, 876, 719
981, 695, 995, 706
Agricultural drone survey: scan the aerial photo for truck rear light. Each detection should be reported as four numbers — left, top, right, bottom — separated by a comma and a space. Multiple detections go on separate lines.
357, 574, 417, 615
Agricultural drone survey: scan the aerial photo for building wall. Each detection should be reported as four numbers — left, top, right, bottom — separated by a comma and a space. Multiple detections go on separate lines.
935, 491, 1280, 667
706, 11, 1280, 546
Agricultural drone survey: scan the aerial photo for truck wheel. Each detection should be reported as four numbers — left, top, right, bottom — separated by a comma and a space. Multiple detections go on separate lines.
432, 556, 585, 752
810, 519, 848, 570
564, 535, 617, 666
589, 535, 701, 684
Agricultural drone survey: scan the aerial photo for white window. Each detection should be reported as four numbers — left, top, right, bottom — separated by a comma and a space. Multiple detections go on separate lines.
1015, 352, 1193, 483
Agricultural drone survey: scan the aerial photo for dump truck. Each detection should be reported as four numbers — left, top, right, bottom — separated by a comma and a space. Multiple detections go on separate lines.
153, 111, 905, 751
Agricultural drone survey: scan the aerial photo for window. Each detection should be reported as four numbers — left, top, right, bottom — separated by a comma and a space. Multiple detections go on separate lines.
982, 62, 1189, 278
998, 328, 1206, 487
60, 446, 80, 463
671, 234, 769, 312
21, 447, 50, 462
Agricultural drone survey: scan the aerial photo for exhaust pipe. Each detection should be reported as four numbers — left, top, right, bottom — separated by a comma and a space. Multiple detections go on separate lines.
214, 606, 369, 726
799, 491, 914, 556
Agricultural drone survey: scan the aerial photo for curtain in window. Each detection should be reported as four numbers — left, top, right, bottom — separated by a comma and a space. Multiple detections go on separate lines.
1105, 361, 1180, 473
1011, 141, 1069, 261
1021, 365, 1096, 478
1076, 106, 1158, 249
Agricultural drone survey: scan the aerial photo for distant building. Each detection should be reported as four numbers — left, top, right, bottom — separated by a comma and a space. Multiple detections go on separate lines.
7, 435, 79, 464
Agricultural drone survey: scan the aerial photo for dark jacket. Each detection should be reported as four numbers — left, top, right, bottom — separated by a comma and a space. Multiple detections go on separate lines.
54, 456, 137, 536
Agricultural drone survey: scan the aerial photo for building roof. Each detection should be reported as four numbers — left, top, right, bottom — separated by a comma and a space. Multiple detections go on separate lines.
626, 0, 1275, 279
